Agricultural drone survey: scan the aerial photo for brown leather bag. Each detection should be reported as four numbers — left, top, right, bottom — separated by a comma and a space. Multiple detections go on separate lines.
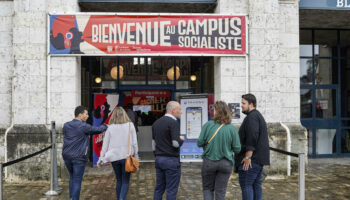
125, 122, 139, 173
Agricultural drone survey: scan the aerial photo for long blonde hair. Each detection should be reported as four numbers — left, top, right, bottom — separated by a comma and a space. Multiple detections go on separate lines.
109, 107, 131, 124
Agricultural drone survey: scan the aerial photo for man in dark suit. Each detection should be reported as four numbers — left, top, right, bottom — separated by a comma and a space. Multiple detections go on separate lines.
152, 101, 184, 200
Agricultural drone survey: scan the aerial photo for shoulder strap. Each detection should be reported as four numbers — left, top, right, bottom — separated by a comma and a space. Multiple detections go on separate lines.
127, 122, 131, 155
207, 124, 225, 144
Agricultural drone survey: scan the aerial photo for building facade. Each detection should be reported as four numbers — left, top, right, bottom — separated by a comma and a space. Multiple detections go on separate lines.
2, 0, 341, 181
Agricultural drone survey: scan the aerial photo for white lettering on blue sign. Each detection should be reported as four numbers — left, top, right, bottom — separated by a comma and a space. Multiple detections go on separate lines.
337, 0, 350, 8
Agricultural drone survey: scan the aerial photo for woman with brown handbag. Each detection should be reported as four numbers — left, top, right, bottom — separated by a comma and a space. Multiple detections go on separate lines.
97, 107, 139, 200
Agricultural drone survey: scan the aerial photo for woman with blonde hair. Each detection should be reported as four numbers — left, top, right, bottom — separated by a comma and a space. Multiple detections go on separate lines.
197, 101, 241, 200
98, 107, 138, 200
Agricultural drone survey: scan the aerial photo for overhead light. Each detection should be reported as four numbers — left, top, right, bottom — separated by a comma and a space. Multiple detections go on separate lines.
190, 75, 197, 82
167, 66, 180, 80
110, 65, 124, 79
95, 77, 102, 84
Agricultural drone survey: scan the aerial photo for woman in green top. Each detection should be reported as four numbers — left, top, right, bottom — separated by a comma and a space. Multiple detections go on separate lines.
197, 101, 241, 200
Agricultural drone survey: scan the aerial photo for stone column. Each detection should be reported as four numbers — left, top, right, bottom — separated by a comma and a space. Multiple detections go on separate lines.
214, 0, 248, 114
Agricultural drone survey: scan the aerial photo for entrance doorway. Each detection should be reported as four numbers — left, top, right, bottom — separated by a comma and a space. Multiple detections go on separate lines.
81, 56, 214, 161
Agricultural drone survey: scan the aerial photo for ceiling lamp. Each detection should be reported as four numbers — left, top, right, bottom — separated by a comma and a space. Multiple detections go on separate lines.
167, 66, 180, 80
190, 75, 197, 82
95, 77, 102, 84
110, 65, 124, 80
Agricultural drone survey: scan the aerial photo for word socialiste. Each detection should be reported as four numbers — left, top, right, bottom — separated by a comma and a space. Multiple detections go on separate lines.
91, 17, 243, 50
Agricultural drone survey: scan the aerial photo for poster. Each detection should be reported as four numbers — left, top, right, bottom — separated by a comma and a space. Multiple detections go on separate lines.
49, 14, 246, 56
92, 94, 119, 166
180, 94, 208, 161
123, 90, 171, 112
228, 103, 240, 120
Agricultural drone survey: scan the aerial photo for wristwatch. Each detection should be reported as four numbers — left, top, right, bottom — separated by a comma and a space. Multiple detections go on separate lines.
245, 156, 251, 160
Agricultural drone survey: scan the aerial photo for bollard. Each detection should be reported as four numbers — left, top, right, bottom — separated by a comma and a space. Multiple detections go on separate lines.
45, 122, 59, 196
298, 153, 305, 200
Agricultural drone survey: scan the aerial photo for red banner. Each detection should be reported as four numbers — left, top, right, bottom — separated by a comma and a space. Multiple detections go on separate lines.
50, 14, 246, 55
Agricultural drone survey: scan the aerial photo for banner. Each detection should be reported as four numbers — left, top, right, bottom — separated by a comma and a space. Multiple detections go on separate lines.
49, 14, 246, 56
92, 94, 119, 166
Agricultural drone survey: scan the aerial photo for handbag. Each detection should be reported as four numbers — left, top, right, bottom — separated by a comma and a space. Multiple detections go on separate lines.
125, 122, 140, 173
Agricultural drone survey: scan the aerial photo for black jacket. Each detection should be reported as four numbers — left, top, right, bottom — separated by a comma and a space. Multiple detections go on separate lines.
235, 109, 270, 166
62, 119, 107, 161
152, 116, 184, 157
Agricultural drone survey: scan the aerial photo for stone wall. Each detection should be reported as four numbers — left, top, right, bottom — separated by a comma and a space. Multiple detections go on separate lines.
0, 1, 14, 128
1, 0, 80, 182
6, 125, 50, 182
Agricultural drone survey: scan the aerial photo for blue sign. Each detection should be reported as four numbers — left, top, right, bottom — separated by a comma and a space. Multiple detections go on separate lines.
300, 0, 350, 10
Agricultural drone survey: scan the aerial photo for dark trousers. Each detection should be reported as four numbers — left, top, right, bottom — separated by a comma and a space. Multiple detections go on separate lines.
153, 156, 181, 200
201, 158, 233, 200
64, 159, 87, 200
238, 162, 263, 200
111, 159, 131, 200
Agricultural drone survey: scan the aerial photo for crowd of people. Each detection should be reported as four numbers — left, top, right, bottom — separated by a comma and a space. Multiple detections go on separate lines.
62, 93, 270, 200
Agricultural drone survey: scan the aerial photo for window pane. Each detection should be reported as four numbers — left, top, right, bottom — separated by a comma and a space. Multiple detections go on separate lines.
175, 57, 190, 89
341, 59, 350, 117
316, 129, 336, 154
307, 129, 313, 155
340, 31, 350, 58
315, 58, 338, 84
300, 88, 312, 118
315, 89, 336, 119
314, 30, 338, 57
341, 129, 350, 153
300, 30, 312, 57
119, 57, 146, 85
149, 57, 174, 85
300, 58, 313, 85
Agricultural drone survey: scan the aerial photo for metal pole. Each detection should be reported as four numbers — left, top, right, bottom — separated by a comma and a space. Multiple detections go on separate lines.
0, 163, 3, 200
298, 153, 305, 200
45, 123, 59, 196
51, 121, 62, 192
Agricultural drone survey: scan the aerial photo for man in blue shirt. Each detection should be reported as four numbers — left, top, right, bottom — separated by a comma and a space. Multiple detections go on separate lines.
62, 106, 108, 200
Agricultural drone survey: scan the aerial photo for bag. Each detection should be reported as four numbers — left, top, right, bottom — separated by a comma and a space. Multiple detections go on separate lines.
125, 155, 139, 173
125, 122, 139, 173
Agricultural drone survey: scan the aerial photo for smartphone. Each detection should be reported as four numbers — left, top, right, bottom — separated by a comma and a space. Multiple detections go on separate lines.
186, 107, 202, 139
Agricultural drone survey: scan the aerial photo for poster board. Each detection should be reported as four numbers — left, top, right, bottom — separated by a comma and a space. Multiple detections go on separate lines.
92, 94, 119, 166
180, 94, 208, 161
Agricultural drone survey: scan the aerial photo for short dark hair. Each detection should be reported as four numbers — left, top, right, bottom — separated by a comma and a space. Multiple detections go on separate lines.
242, 93, 257, 108
75, 106, 87, 117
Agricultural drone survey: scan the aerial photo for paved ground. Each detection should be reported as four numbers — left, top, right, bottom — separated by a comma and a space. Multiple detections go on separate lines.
3, 158, 350, 200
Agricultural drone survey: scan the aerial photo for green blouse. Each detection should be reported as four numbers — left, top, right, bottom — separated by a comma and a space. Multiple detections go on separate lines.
197, 120, 241, 164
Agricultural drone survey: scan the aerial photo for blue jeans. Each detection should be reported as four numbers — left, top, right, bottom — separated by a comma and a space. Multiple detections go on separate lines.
64, 159, 87, 200
111, 159, 131, 200
153, 156, 181, 200
238, 162, 263, 200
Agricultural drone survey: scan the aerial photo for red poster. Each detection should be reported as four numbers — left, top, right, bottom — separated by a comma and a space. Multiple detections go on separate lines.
124, 90, 171, 112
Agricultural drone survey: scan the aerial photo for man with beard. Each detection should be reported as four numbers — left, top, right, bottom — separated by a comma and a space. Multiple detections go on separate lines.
235, 94, 270, 200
